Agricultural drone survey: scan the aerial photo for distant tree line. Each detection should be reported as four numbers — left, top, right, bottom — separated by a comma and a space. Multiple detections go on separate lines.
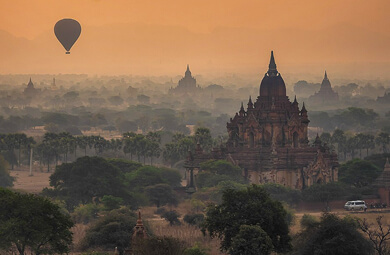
319, 128, 389, 161
0, 127, 219, 172
310, 107, 387, 132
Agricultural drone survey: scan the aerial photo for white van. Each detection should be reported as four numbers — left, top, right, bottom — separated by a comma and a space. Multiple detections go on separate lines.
344, 200, 367, 211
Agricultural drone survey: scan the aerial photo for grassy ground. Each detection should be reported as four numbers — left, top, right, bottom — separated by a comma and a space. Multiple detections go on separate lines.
10, 166, 51, 194
8, 167, 390, 255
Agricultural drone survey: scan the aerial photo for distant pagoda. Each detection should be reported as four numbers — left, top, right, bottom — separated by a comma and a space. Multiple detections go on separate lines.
169, 65, 201, 95
24, 78, 39, 97
377, 91, 390, 104
309, 71, 339, 104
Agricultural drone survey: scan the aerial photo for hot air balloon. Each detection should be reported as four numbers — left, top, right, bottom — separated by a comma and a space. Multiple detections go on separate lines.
54, 19, 81, 54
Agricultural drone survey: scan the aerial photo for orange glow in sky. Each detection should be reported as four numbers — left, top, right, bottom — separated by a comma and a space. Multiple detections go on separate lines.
0, 0, 389, 76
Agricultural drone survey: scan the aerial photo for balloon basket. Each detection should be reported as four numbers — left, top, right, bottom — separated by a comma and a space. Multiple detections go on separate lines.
65, 51, 70, 54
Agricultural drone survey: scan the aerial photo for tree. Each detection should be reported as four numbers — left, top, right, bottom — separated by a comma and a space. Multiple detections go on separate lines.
229, 225, 274, 255
71, 203, 100, 224
36, 133, 61, 172
145, 183, 178, 208
194, 127, 213, 152
107, 158, 142, 174
2, 133, 18, 169
294, 213, 373, 255
81, 208, 136, 255
0, 155, 13, 187
339, 159, 382, 188
358, 216, 390, 255
108, 95, 124, 106
302, 182, 346, 210
332, 129, 347, 160
319, 132, 333, 148
125, 165, 181, 190
161, 210, 181, 226
365, 153, 390, 169
184, 244, 209, 255
362, 134, 375, 157
13, 133, 28, 166
101, 195, 123, 211
163, 143, 181, 167
183, 213, 204, 227
261, 183, 301, 206
0, 188, 73, 255
46, 156, 128, 209
146, 140, 161, 165
123, 132, 137, 160
116, 120, 138, 133
197, 160, 245, 188
376, 132, 390, 153
132, 236, 187, 255
202, 185, 291, 253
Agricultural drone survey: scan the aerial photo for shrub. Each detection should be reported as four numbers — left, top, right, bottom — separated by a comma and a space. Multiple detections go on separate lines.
161, 210, 181, 226
0, 156, 13, 188
132, 236, 187, 255
80, 208, 137, 255
101, 195, 123, 211
155, 207, 167, 215
300, 214, 318, 229
183, 214, 204, 227
184, 244, 209, 255
71, 203, 101, 224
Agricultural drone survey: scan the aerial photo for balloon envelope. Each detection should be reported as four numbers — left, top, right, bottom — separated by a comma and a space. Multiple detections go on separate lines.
54, 19, 81, 54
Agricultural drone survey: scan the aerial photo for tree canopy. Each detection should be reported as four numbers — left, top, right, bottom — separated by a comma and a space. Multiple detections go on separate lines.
339, 159, 382, 188
0, 155, 13, 188
46, 156, 128, 209
145, 183, 178, 208
294, 213, 373, 255
302, 182, 346, 210
202, 185, 291, 253
80, 208, 137, 255
229, 224, 274, 255
197, 160, 245, 188
0, 188, 73, 255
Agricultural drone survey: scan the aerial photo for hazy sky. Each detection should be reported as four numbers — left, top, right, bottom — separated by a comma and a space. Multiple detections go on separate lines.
0, 0, 389, 77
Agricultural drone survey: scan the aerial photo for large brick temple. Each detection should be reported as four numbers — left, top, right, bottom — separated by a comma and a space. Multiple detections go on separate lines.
185, 51, 339, 190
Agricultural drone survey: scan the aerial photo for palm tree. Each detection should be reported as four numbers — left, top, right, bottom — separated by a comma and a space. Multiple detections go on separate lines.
146, 140, 161, 165
58, 132, 75, 163
331, 129, 347, 161
376, 132, 390, 153
359, 133, 375, 157
14, 133, 28, 167
76, 136, 88, 157
110, 138, 122, 157
3, 134, 17, 169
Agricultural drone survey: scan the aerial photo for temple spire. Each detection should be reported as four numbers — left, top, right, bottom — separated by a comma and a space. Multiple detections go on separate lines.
314, 133, 322, 146
247, 96, 253, 109
385, 158, 390, 171
239, 102, 245, 116
27, 78, 34, 88
301, 102, 307, 112
268, 51, 278, 76
324, 70, 328, 80
185, 64, 191, 77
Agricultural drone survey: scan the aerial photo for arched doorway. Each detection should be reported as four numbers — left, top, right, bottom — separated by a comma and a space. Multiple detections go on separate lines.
293, 132, 299, 148
249, 132, 254, 148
